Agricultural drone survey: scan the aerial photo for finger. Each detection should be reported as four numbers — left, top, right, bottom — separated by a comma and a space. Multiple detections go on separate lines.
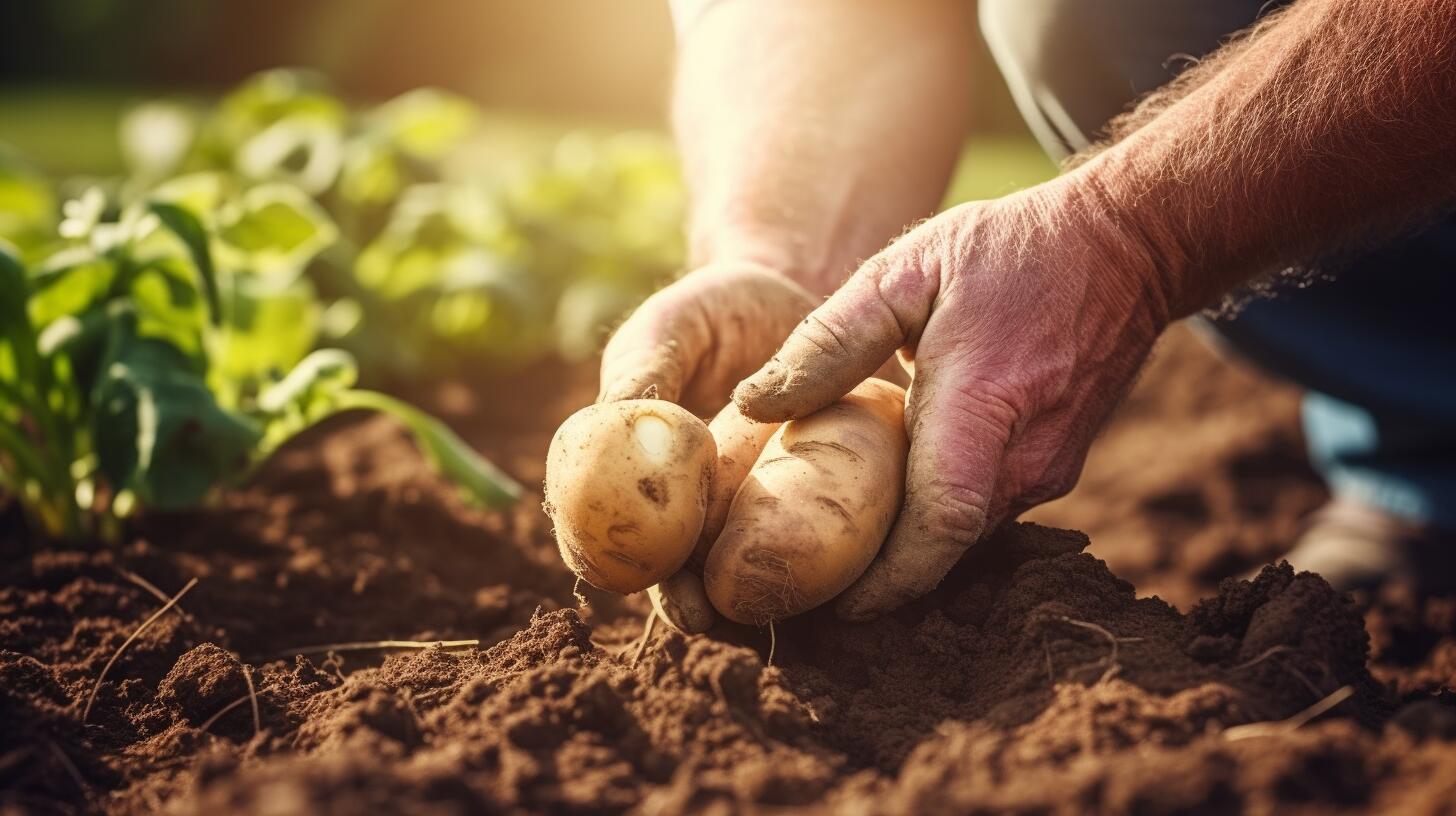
733, 241, 937, 423
597, 287, 711, 405
649, 570, 716, 634
598, 341, 689, 405
834, 356, 1016, 622
695, 402, 780, 567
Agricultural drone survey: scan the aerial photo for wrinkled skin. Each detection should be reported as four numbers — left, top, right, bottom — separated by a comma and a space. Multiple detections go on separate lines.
598, 261, 814, 632
599, 183, 1169, 626
735, 182, 1169, 621
598, 262, 818, 416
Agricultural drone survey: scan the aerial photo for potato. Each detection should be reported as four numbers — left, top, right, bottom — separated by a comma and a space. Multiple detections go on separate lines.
649, 402, 782, 633
545, 399, 716, 594
705, 378, 907, 625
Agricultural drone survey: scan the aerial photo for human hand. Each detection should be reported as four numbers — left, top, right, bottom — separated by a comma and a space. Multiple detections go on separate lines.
733, 181, 1171, 620
598, 261, 815, 632
598, 261, 818, 416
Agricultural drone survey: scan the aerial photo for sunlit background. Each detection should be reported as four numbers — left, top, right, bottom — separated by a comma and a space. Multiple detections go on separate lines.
0, 2, 1051, 183
0, 0, 1055, 384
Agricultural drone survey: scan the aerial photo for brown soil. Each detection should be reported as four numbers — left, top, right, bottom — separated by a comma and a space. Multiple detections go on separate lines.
3, 325, 1455, 815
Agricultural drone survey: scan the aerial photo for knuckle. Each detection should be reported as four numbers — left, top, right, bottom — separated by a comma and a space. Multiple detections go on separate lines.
906, 478, 990, 549
908, 375, 1022, 445
861, 245, 938, 340
800, 312, 854, 358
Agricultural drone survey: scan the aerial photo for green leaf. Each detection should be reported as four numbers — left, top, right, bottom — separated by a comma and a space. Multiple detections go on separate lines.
256, 347, 357, 414
213, 275, 321, 392
128, 260, 209, 360
26, 249, 116, 329
92, 321, 260, 510
236, 118, 343, 194
199, 69, 347, 165
338, 139, 403, 206
0, 242, 40, 393
335, 389, 521, 509
36, 307, 109, 395
367, 88, 480, 160
216, 184, 338, 277
245, 349, 516, 508
150, 172, 230, 216
149, 200, 222, 324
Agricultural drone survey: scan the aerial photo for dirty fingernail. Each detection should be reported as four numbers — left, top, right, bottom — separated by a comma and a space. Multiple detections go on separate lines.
733, 362, 789, 416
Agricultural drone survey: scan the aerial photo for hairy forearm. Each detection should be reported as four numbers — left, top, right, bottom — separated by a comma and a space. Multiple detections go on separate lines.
1065, 0, 1456, 318
670, 0, 973, 296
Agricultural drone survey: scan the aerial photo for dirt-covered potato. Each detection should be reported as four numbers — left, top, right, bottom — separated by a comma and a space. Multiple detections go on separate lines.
704, 378, 907, 624
545, 399, 716, 594
648, 402, 781, 634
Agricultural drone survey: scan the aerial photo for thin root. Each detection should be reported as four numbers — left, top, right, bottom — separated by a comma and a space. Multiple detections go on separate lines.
767, 620, 777, 667
631, 609, 659, 667
198, 695, 250, 734
572, 577, 590, 610
115, 567, 186, 616
1222, 685, 1354, 741
242, 665, 261, 736
266, 639, 479, 661
1230, 645, 1297, 672
82, 577, 199, 723
1050, 616, 1142, 685
1230, 645, 1328, 699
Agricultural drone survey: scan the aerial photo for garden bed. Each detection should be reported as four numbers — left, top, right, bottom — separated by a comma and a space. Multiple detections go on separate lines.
3, 327, 1454, 814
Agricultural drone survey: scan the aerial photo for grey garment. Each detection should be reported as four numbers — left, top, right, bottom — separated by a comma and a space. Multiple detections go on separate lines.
979, 0, 1280, 160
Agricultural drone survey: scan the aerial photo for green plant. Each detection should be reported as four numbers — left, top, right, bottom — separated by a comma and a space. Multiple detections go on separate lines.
114, 70, 686, 376
0, 179, 518, 543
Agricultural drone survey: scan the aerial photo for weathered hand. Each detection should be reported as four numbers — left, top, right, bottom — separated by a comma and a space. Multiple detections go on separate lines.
599, 261, 816, 633
598, 261, 818, 416
734, 182, 1170, 620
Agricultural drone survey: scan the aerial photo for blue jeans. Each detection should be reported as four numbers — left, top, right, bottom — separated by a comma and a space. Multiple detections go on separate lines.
981, 0, 1456, 528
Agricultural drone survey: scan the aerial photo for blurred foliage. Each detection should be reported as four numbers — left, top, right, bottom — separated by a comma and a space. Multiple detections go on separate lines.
0, 68, 1055, 541
95, 69, 689, 375
0, 186, 520, 541
0, 72, 596, 541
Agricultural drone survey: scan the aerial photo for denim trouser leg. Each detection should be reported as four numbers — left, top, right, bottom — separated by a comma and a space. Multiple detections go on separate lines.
980, 0, 1456, 527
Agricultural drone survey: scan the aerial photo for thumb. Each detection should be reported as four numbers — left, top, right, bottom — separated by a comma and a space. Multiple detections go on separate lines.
733, 243, 937, 423
597, 288, 709, 405
834, 356, 1016, 621
597, 340, 689, 405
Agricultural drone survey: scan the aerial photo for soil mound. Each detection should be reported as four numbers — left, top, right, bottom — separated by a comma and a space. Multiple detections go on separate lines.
38, 523, 1427, 815
4, 341, 1456, 814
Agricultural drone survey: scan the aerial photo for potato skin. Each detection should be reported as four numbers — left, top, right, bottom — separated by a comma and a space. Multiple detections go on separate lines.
704, 379, 907, 624
545, 400, 716, 594
647, 403, 780, 634
693, 403, 781, 569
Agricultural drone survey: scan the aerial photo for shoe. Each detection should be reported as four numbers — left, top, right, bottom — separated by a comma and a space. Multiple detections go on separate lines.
1271, 497, 1456, 594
